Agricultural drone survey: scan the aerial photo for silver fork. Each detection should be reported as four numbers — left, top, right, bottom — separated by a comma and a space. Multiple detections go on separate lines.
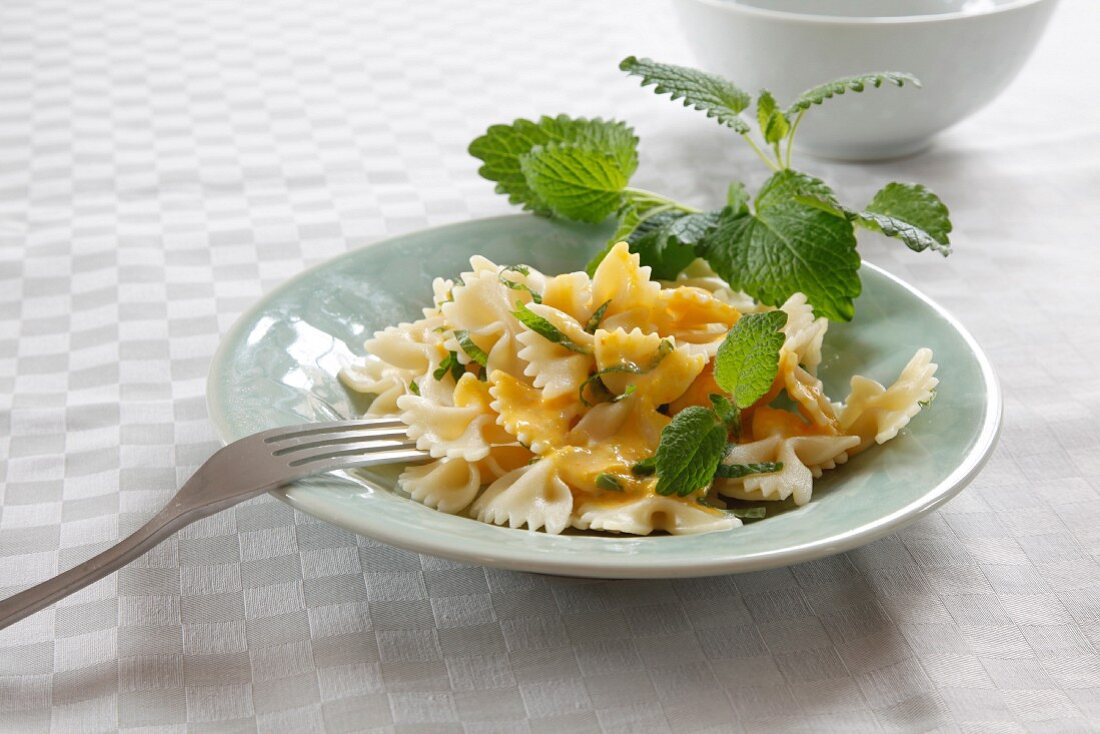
0, 417, 427, 631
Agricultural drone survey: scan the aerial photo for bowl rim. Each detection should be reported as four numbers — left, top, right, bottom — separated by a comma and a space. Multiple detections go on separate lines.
676, 0, 1055, 25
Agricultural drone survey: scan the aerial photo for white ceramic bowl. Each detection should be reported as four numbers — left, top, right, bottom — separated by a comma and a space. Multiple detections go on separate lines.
672, 0, 1059, 160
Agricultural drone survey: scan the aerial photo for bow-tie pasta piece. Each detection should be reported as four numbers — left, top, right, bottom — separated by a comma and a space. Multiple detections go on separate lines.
339, 358, 408, 415
566, 398, 667, 449
399, 457, 482, 514
779, 293, 828, 375
589, 243, 661, 332
541, 271, 593, 324
840, 348, 939, 453
574, 495, 739, 535
782, 359, 841, 433
593, 329, 706, 406
398, 373, 510, 460
716, 434, 860, 506
514, 303, 595, 400
363, 315, 447, 375
650, 287, 741, 359
471, 458, 573, 534
665, 259, 764, 313
442, 258, 539, 378
489, 370, 576, 454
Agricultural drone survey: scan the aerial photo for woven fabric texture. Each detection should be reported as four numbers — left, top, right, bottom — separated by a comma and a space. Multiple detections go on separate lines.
0, 0, 1098, 731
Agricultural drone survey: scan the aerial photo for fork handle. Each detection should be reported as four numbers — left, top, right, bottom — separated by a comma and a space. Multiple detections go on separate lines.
0, 501, 207, 631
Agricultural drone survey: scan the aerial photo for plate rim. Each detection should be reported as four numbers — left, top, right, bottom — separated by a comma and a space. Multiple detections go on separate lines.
206, 214, 1003, 578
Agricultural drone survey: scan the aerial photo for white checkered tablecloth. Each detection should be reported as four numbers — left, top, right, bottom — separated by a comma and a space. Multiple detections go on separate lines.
1, 0, 1098, 731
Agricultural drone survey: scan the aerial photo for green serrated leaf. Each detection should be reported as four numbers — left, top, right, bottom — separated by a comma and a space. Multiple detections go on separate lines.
861, 182, 952, 255
756, 90, 790, 145
714, 311, 787, 408
620, 56, 751, 134
785, 72, 921, 115
654, 407, 728, 497
700, 172, 861, 321
468, 116, 638, 215
520, 143, 629, 223
714, 461, 783, 479
727, 181, 750, 215
627, 210, 719, 280
709, 393, 737, 427
513, 303, 590, 354
757, 169, 838, 211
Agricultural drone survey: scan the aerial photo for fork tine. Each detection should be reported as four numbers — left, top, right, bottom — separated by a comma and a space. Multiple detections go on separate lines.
310, 450, 430, 473
263, 417, 406, 444
289, 443, 427, 469
271, 427, 411, 455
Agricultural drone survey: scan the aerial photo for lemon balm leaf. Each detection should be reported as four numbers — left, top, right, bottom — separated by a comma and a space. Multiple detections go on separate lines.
757, 169, 838, 210
785, 72, 920, 115
520, 143, 630, 223
626, 210, 719, 280
727, 181, 750, 215
469, 116, 638, 215
714, 311, 788, 409
620, 56, 751, 134
756, 90, 789, 145
859, 182, 952, 255
654, 407, 728, 497
701, 202, 861, 321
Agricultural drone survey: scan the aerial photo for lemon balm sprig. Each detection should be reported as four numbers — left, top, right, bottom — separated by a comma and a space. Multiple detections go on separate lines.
468, 57, 953, 322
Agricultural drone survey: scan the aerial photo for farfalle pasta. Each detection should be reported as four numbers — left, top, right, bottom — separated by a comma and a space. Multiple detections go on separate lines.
340, 243, 938, 536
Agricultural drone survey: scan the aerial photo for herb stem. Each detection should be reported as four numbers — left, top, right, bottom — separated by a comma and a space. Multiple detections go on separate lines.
784, 109, 806, 168
741, 134, 779, 172
623, 187, 701, 214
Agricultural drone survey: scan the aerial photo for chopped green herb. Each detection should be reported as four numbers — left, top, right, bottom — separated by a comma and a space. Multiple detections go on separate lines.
586, 299, 611, 333
631, 457, 657, 476
408, 380, 420, 396
918, 387, 937, 408
714, 461, 783, 479
595, 473, 624, 492
578, 364, 644, 407
578, 339, 674, 406
512, 302, 590, 354
729, 506, 767, 520
432, 351, 465, 382
615, 384, 637, 402
499, 265, 542, 303
453, 329, 489, 368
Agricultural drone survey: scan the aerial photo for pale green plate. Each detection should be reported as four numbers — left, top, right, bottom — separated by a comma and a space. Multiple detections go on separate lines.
207, 215, 1001, 578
